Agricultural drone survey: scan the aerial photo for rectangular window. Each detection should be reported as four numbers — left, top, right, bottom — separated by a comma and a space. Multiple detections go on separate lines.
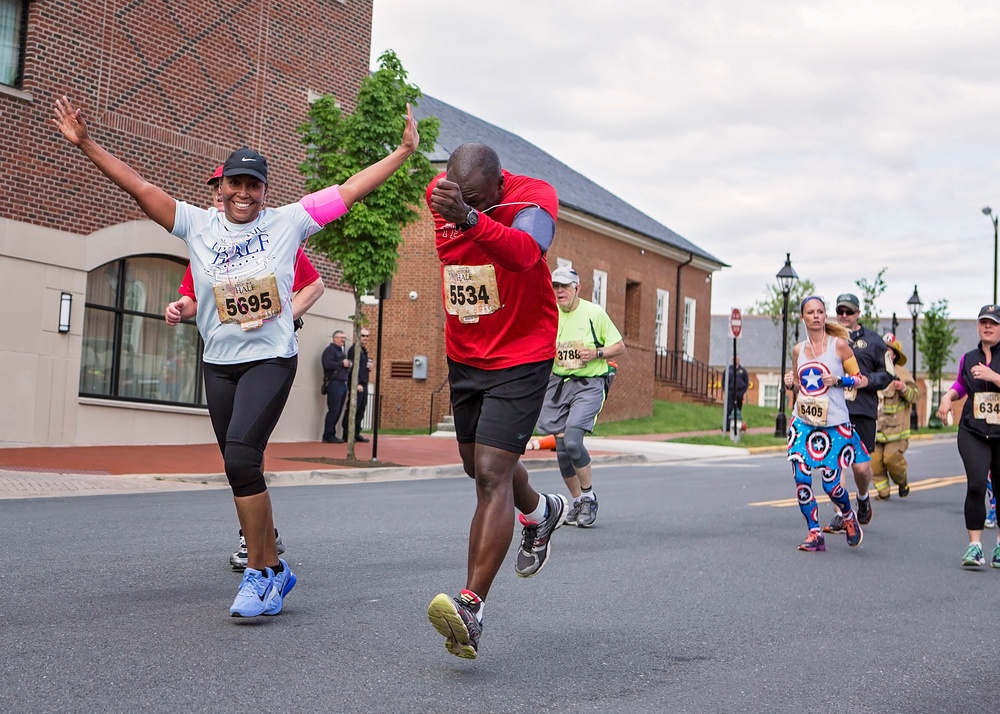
593, 269, 607, 309
0, 1, 28, 88
556, 257, 572, 269
682, 297, 696, 360
763, 383, 779, 409
655, 289, 669, 355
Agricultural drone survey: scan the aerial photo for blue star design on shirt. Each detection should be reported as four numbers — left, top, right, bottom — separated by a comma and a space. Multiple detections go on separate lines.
800, 366, 825, 393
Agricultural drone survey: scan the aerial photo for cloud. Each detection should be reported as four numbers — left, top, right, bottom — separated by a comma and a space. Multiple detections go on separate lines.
372, 0, 1000, 318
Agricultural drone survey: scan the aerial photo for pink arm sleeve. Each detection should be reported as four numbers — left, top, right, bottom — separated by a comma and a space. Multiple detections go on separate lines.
300, 185, 348, 226
951, 355, 967, 399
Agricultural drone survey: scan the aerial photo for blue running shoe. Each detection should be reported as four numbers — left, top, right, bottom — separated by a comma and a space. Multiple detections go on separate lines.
985, 510, 997, 529
264, 559, 297, 616
992, 544, 1000, 569
229, 567, 275, 617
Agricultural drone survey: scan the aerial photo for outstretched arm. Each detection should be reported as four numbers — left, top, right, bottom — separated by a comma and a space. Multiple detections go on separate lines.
52, 96, 176, 231
291, 277, 324, 320
337, 103, 419, 209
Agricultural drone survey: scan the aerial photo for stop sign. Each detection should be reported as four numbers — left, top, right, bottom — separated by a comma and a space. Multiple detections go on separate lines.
728, 308, 743, 339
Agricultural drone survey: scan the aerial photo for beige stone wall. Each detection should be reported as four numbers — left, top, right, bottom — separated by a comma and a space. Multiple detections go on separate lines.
0, 216, 355, 447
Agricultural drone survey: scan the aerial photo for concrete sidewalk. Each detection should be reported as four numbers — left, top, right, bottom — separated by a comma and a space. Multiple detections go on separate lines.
0, 433, 749, 499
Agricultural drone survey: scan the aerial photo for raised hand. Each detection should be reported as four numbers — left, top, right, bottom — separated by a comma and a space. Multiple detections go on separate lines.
401, 102, 419, 153
52, 96, 89, 146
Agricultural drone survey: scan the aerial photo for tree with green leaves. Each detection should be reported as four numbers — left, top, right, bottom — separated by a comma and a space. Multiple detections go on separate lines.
916, 299, 959, 428
747, 277, 817, 341
855, 267, 889, 330
299, 50, 440, 457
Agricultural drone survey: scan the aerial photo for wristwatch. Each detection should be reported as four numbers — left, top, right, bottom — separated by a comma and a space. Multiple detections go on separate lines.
458, 207, 479, 231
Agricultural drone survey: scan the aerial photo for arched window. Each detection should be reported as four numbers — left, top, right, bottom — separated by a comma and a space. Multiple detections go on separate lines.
80, 255, 207, 407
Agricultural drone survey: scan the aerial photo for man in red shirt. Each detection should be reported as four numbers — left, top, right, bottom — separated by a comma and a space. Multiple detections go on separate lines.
425, 143, 566, 660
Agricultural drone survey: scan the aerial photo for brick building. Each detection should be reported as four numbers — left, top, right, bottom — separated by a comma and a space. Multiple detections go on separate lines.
365, 95, 725, 431
1, 1, 724, 446
1, 1, 371, 446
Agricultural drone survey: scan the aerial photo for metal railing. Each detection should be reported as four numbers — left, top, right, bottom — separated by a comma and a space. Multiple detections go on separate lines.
654, 350, 723, 402
428, 376, 452, 434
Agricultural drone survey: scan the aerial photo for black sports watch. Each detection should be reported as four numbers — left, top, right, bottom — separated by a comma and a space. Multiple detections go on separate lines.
458, 207, 479, 231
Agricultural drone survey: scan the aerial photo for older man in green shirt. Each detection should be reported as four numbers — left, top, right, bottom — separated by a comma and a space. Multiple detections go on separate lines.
536, 266, 626, 527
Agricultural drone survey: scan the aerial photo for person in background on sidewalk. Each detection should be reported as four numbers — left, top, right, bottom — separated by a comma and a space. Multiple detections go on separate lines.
53, 95, 419, 617
424, 143, 566, 660
785, 297, 869, 551
321, 330, 351, 443
937, 304, 1000, 568
536, 266, 625, 528
342, 329, 373, 442
163, 165, 325, 570
726, 356, 749, 432
871, 333, 918, 499
822, 293, 892, 535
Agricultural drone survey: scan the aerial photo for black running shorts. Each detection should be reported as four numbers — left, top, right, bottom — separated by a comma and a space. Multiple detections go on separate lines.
851, 415, 877, 454
448, 357, 553, 454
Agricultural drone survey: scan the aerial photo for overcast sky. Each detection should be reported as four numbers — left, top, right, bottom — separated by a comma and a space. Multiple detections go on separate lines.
371, 0, 1000, 322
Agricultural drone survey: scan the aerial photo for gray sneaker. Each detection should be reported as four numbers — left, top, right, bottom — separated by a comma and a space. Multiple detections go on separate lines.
576, 496, 599, 528
564, 500, 582, 527
515, 494, 567, 578
230, 528, 285, 571
427, 592, 483, 660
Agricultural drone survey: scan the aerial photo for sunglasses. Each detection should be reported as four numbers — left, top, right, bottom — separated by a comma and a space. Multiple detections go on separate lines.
836, 308, 857, 316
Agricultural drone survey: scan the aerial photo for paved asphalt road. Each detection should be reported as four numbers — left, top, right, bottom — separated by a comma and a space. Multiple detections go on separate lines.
1, 437, 992, 713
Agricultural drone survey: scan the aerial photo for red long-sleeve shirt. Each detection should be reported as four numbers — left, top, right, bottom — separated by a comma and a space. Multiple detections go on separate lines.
178, 247, 320, 299
428, 170, 558, 370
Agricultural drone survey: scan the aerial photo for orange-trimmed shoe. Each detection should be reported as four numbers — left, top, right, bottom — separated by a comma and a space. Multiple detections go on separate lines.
844, 511, 863, 547
798, 531, 826, 552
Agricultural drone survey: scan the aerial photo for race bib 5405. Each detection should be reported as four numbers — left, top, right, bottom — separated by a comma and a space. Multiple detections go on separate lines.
796, 395, 830, 427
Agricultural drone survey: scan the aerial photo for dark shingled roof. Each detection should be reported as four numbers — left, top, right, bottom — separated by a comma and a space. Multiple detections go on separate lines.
413, 93, 724, 267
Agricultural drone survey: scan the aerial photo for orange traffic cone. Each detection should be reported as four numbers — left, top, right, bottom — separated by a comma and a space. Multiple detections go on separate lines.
525, 434, 557, 450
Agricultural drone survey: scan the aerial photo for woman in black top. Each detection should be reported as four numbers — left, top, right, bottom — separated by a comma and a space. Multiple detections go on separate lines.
938, 304, 1000, 568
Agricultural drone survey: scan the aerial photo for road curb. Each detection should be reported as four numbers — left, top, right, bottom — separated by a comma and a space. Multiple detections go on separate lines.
173, 453, 649, 488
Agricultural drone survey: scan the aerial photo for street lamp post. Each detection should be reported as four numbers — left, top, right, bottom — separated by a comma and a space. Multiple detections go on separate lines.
774, 253, 799, 437
907, 285, 922, 431
983, 207, 998, 304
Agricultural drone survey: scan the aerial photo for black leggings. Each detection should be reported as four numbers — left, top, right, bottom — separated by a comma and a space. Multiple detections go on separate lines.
203, 356, 297, 496
957, 428, 1000, 530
